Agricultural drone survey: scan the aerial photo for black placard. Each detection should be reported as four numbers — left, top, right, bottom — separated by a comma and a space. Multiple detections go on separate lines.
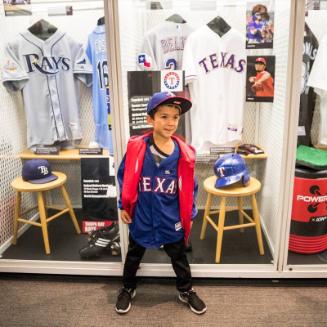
128, 71, 160, 136
81, 157, 118, 221
127, 71, 186, 137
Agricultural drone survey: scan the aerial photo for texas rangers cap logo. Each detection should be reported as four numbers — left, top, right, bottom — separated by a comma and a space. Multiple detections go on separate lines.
138, 53, 152, 68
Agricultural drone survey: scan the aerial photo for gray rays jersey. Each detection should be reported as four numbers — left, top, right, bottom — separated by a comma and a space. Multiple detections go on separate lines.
138, 21, 193, 70
2, 30, 92, 149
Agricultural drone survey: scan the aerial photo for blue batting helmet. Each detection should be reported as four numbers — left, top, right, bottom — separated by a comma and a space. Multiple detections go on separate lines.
214, 153, 250, 188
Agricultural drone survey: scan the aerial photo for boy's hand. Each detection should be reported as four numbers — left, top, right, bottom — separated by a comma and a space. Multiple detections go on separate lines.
120, 210, 132, 224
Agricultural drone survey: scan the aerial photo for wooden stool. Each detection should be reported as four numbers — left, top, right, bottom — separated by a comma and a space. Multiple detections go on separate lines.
11, 171, 81, 254
200, 176, 264, 263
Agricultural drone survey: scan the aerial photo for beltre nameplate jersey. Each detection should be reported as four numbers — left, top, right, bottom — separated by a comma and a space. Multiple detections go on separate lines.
2, 30, 92, 149
182, 26, 246, 152
86, 24, 113, 153
138, 21, 193, 70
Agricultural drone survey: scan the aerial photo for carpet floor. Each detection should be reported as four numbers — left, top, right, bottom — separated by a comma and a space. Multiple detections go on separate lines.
0, 275, 326, 327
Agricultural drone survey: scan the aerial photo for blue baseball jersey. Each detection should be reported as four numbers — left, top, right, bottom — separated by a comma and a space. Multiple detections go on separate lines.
86, 25, 113, 153
118, 137, 198, 248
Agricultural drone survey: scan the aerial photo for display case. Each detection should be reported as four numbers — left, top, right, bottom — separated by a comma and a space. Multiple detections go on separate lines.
113, 0, 297, 278
0, 0, 123, 275
281, 0, 327, 277
0, 0, 325, 278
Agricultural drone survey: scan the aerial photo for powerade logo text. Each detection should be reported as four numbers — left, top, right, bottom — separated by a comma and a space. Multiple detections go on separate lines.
163, 71, 180, 90
296, 195, 327, 202
296, 185, 327, 213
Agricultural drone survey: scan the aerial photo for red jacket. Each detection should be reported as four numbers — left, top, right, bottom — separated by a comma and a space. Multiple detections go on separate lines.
122, 132, 196, 242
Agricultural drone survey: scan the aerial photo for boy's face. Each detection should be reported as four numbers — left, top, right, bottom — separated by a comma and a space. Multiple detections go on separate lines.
147, 104, 180, 139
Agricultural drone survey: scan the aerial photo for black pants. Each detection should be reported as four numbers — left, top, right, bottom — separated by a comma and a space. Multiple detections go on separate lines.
123, 235, 192, 292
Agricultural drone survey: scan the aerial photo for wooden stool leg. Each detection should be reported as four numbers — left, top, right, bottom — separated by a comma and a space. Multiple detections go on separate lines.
237, 197, 244, 233
60, 185, 81, 234
251, 194, 264, 255
200, 193, 212, 240
216, 197, 226, 263
12, 191, 21, 245
37, 192, 50, 254
42, 192, 47, 215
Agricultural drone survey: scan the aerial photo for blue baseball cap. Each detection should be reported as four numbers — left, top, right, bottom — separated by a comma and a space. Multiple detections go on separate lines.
22, 159, 58, 184
214, 153, 250, 188
147, 92, 192, 115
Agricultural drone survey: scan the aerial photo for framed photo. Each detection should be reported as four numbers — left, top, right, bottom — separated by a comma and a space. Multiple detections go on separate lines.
246, 56, 275, 103
3, 0, 32, 16
246, 1, 274, 49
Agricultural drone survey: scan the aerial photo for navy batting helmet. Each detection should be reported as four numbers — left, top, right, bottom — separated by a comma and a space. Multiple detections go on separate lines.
214, 153, 250, 188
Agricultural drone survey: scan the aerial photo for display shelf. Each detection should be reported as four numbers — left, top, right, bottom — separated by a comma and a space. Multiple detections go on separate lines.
242, 152, 268, 160
196, 149, 268, 163
19, 149, 110, 160
314, 145, 327, 150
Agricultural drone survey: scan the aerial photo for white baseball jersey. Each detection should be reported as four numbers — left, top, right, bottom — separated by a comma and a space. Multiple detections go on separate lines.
182, 26, 246, 153
2, 30, 92, 149
138, 21, 193, 70
307, 34, 327, 146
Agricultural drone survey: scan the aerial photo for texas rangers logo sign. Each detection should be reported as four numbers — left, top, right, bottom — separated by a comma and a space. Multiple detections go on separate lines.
161, 70, 183, 92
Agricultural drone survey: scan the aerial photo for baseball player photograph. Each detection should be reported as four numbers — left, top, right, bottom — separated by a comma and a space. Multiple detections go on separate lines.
115, 91, 206, 315
3, 0, 31, 16
246, 56, 275, 102
246, 1, 274, 49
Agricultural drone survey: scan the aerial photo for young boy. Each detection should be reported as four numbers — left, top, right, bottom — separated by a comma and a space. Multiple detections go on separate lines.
115, 91, 206, 315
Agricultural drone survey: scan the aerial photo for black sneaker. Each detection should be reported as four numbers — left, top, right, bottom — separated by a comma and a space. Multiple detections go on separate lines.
79, 224, 120, 259
115, 288, 136, 314
79, 236, 112, 259
178, 288, 207, 314
88, 224, 119, 243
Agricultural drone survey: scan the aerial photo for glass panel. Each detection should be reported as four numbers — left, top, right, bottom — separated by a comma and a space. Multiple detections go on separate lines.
117, 0, 292, 265
288, 0, 327, 265
0, 1, 121, 264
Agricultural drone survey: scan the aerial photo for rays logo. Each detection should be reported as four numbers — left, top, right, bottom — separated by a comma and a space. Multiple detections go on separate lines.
24, 53, 70, 74
163, 71, 180, 90
38, 166, 49, 176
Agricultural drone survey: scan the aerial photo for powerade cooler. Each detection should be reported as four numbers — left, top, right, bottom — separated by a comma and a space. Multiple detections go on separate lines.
289, 167, 327, 254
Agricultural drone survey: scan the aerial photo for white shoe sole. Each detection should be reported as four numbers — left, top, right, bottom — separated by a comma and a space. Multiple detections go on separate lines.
115, 289, 136, 314
178, 294, 207, 315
